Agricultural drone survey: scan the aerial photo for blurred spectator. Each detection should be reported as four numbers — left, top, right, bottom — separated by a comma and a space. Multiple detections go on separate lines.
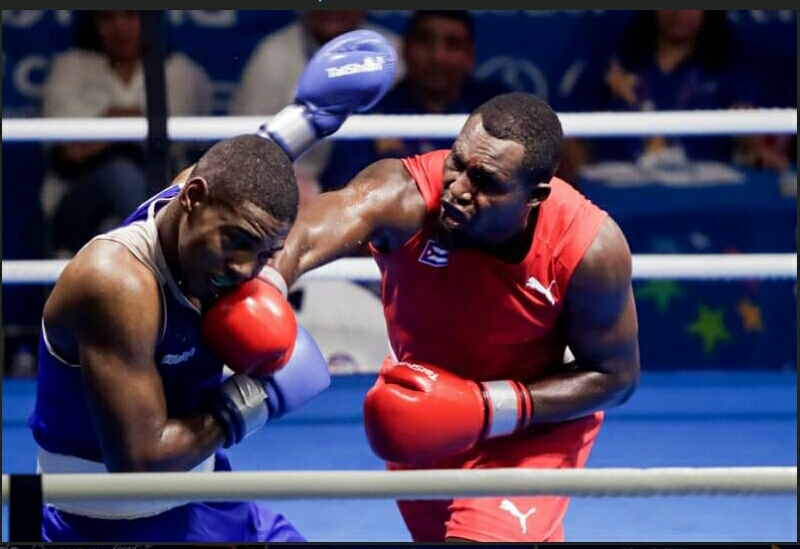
319, 10, 512, 193
40, 10, 213, 257
230, 11, 405, 206
558, 10, 790, 182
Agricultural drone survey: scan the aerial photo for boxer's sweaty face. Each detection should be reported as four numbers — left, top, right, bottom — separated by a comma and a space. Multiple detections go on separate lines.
440, 116, 532, 247
178, 180, 289, 301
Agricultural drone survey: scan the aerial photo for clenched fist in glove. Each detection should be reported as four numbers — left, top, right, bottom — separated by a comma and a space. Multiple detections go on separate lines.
210, 324, 330, 449
364, 362, 534, 464
201, 277, 297, 377
258, 29, 397, 160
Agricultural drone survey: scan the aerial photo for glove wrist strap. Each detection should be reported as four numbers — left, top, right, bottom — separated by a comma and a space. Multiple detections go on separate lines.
257, 265, 289, 298
259, 104, 317, 161
212, 375, 271, 448
262, 377, 284, 420
480, 380, 534, 439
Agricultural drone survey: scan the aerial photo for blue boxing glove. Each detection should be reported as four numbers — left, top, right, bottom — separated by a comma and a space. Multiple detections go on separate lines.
263, 323, 331, 420
258, 29, 397, 160
211, 324, 330, 447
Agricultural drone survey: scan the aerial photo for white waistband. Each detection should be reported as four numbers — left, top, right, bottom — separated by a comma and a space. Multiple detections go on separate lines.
37, 447, 216, 520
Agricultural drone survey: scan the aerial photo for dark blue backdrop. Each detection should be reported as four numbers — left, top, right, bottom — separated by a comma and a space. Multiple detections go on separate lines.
3, 10, 796, 117
580, 167, 796, 370
2, 10, 797, 371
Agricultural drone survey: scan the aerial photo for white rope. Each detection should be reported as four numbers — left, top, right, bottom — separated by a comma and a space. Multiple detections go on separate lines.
1, 467, 794, 503
1, 254, 796, 286
2, 109, 796, 142
630, 253, 797, 280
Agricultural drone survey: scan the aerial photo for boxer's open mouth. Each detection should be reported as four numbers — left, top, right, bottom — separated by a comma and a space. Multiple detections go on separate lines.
441, 200, 470, 225
209, 273, 234, 291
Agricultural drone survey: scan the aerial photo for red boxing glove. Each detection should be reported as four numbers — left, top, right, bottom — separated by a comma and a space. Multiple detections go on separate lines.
363, 362, 534, 465
202, 278, 297, 376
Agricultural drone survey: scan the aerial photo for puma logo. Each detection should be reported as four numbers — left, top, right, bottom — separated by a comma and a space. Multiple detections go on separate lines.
525, 276, 557, 305
499, 499, 537, 534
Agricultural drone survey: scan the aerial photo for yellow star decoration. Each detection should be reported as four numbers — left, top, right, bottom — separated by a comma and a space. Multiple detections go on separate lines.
636, 280, 684, 313
737, 298, 765, 332
687, 305, 731, 356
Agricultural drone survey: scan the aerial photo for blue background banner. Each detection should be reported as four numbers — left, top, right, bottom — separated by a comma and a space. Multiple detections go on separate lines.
3, 10, 797, 116
2, 11, 797, 372
579, 165, 796, 371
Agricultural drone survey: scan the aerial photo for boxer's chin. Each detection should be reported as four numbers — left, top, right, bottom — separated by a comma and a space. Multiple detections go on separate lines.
183, 271, 216, 303
435, 215, 457, 242
435, 217, 470, 250
438, 207, 468, 234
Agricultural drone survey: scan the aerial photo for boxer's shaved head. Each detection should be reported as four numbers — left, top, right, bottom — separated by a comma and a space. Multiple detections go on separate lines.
473, 93, 563, 186
192, 134, 299, 223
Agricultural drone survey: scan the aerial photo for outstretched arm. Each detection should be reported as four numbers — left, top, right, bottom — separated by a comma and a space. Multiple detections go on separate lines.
270, 159, 426, 288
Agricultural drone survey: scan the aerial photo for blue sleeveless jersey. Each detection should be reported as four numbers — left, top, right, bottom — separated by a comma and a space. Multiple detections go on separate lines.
29, 185, 226, 462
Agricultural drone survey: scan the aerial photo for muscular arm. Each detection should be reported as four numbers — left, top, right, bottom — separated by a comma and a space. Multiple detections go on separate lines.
360, 216, 640, 464
528, 217, 640, 423
270, 159, 426, 288
46, 243, 225, 472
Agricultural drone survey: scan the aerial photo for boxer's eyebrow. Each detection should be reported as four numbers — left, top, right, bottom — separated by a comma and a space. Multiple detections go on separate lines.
222, 226, 260, 245
451, 149, 469, 169
268, 241, 285, 254
474, 163, 498, 176
238, 204, 280, 241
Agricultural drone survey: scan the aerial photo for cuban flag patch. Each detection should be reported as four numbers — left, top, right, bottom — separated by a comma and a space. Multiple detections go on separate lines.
418, 239, 449, 267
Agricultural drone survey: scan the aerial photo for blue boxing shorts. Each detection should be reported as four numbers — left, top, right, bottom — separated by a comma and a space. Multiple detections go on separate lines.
41, 452, 305, 542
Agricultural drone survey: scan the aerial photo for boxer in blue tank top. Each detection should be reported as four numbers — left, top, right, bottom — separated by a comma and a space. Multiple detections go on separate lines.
27, 30, 398, 542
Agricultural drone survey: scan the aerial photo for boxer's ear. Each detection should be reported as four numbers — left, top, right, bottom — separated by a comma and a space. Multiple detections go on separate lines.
179, 176, 210, 212
528, 182, 551, 208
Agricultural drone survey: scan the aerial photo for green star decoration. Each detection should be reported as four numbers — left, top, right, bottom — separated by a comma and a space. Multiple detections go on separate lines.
636, 280, 684, 313
687, 305, 731, 356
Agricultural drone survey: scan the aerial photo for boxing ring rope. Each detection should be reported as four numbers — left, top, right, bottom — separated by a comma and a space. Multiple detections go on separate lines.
2, 108, 797, 142
4, 108, 795, 288
2, 467, 796, 503
2, 253, 797, 285
2, 108, 797, 542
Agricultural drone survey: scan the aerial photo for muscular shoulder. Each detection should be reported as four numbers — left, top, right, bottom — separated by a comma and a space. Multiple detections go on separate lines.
352, 159, 427, 248
360, 157, 418, 193
347, 158, 424, 218
44, 240, 162, 344
568, 216, 632, 301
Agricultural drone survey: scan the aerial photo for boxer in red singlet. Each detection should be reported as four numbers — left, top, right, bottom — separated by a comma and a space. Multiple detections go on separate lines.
271, 92, 641, 542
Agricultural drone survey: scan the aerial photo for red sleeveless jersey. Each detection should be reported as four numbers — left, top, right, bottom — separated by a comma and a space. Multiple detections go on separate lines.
372, 149, 608, 384
374, 150, 608, 482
